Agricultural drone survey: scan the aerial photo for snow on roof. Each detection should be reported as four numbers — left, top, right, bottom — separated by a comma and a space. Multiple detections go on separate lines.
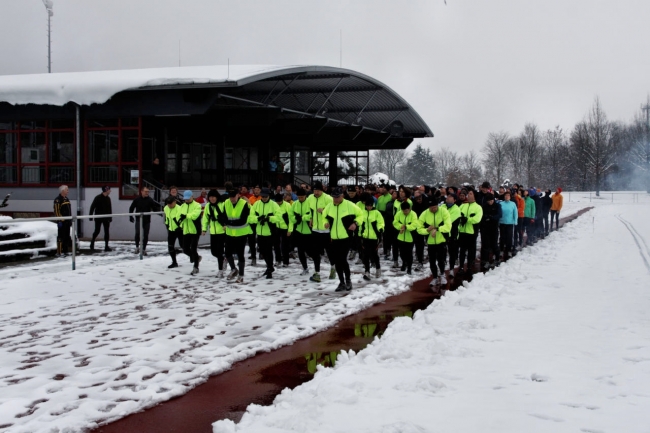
0, 65, 307, 107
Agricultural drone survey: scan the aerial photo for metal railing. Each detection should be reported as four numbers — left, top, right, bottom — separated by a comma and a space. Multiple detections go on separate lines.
0, 211, 164, 271
566, 191, 650, 203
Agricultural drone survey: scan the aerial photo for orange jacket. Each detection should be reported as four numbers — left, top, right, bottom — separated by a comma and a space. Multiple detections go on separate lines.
551, 193, 563, 211
514, 194, 525, 218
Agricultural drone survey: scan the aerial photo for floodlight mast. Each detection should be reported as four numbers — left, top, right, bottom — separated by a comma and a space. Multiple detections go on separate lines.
42, 0, 53, 73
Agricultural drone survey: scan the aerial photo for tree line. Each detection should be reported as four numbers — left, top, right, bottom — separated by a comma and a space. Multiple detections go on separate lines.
371, 97, 650, 193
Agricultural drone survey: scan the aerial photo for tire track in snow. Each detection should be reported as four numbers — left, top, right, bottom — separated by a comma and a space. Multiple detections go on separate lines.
616, 214, 650, 273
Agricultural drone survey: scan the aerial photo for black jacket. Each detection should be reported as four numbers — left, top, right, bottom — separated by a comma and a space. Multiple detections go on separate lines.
129, 196, 160, 222
542, 194, 553, 214
53, 194, 71, 219
481, 201, 502, 227
89, 193, 112, 222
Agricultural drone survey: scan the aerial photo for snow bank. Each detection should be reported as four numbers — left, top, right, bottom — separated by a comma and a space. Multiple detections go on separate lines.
214, 203, 650, 433
0, 216, 57, 258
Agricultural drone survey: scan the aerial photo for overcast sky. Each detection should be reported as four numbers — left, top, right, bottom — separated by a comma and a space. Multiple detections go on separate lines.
1, 0, 649, 154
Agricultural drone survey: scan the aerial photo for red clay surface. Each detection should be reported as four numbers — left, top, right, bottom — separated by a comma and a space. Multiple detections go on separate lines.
93, 209, 591, 433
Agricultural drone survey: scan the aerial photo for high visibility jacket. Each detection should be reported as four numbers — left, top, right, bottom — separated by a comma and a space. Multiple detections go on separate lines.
251, 199, 281, 237
446, 203, 460, 223
524, 197, 536, 219
376, 193, 392, 212
164, 204, 182, 232
307, 192, 333, 233
458, 202, 483, 235
393, 209, 419, 243
446, 203, 461, 241
417, 207, 451, 245
201, 201, 226, 235
392, 198, 413, 218
323, 199, 363, 240
224, 198, 253, 237
179, 200, 202, 235
291, 199, 312, 235
359, 208, 385, 240
275, 200, 294, 231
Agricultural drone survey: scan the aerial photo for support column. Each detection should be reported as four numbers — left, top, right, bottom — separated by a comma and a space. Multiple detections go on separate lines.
75, 105, 83, 238
329, 151, 338, 187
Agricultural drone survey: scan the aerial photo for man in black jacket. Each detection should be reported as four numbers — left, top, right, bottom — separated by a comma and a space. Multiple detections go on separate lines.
541, 189, 553, 237
89, 185, 113, 252
480, 193, 502, 269
53, 185, 72, 257
411, 190, 429, 271
128, 187, 160, 255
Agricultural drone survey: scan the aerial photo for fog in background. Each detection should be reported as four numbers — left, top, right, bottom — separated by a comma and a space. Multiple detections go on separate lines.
1, 0, 649, 154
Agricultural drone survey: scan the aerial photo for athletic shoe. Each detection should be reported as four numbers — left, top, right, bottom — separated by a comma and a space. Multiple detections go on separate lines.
439, 275, 447, 285
265, 272, 273, 279
104, 246, 112, 252
391, 261, 400, 269
414, 263, 423, 272
235, 276, 244, 284
335, 282, 347, 292
329, 268, 337, 280
429, 277, 439, 287
134, 248, 140, 254
168, 262, 178, 269
275, 261, 282, 268
375, 269, 382, 278
363, 271, 372, 281
407, 270, 412, 275
300, 268, 309, 276
90, 243, 95, 251
348, 251, 357, 260
191, 267, 199, 275
142, 250, 148, 256
251, 257, 257, 266
282, 263, 289, 268
355, 258, 363, 265
227, 269, 239, 280
448, 269, 455, 277
217, 270, 225, 278
345, 281, 353, 291
309, 273, 321, 282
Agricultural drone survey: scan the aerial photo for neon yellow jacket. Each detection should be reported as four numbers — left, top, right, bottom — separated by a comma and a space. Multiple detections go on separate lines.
307, 192, 333, 233
291, 199, 312, 234
417, 207, 451, 245
251, 199, 281, 237
458, 202, 483, 235
393, 209, 419, 243
164, 204, 182, 232
359, 208, 385, 240
201, 201, 226, 235
275, 200, 294, 231
224, 198, 253, 237
179, 200, 202, 235
323, 199, 363, 240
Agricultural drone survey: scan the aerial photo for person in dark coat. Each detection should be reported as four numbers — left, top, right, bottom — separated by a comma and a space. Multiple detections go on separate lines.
541, 189, 553, 236
411, 191, 429, 271
480, 193, 502, 269
53, 185, 72, 257
128, 186, 160, 254
89, 185, 113, 252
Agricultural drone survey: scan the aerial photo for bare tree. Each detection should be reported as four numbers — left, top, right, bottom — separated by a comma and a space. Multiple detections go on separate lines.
584, 97, 620, 195
519, 123, 542, 187
504, 137, 525, 185
625, 97, 650, 192
481, 131, 509, 186
461, 150, 483, 186
433, 147, 461, 186
541, 126, 569, 188
370, 148, 407, 182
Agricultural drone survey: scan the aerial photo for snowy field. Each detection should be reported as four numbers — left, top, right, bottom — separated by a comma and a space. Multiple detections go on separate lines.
0, 236, 425, 432
214, 201, 650, 433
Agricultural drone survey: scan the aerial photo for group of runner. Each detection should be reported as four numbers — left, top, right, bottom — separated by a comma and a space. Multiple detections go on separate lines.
161, 179, 564, 291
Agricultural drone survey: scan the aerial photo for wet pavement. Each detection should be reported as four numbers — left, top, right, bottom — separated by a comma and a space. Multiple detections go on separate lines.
93, 208, 593, 433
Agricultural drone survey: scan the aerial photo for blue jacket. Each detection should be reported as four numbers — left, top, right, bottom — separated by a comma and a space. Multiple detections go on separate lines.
499, 200, 518, 225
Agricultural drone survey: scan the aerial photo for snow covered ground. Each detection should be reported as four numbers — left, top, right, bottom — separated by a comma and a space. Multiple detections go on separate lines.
0, 237, 425, 432
0, 216, 57, 259
213, 201, 650, 433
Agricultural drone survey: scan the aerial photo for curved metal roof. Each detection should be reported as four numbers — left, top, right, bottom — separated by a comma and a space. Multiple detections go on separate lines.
0, 65, 432, 139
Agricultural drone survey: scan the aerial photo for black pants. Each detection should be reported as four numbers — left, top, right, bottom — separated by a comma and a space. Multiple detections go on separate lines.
183, 232, 200, 266
480, 224, 499, 263
294, 231, 311, 270
515, 218, 525, 246
330, 238, 351, 283
134, 218, 151, 250
458, 232, 477, 270
258, 235, 275, 273
225, 235, 247, 276
413, 232, 425, 264
550, 210, 560, 230
247, 225, 257, 258
525, 218, 536, 243
276, 229, 291, 265
167, 229, 182, 263
397, 240, 414, 272
91, 220, 110, 247
382, 217, 394, 257
542, 211, 550, 234
57, 221, 72, 254
312, 232, 332, 273
428, 243, 447, 277
210, 233, 225, 270
535, 216, 544, 238
499, 224, 514, 254
362, 238, 380, 273
448, 236, 459, 270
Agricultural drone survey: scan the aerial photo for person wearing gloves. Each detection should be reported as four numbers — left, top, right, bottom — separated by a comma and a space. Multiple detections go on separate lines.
201, 189, 227, 277
359, 196, 385, 281
444, 193, 461, 277
306, 181, 334, 282
251, 188, 281, 279
89, 185, 113, 252
550, 187, 563, 231
178, 190, 203, 275
290, 188, 313, 277
323, 187, 363, 292
418, 197, 451, 286
523, 189, 537, 245
480, 193, 503, 270
391, 187, 414, 269
223, 189, 253, 284
163, 195, 183, 269
457, 190, 483, 275
273, 193, 294, 268
128, 187, 160, 255
393, 200, 419, 275
498, 190, 518, 260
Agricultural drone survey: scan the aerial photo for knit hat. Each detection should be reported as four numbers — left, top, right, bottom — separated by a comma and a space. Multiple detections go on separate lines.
557, 187, 562, 193
101, 185, 111, 193
330, 187, 343, 198
400, 201, 411, 210
485, 193, 495, 201
528, 187, 537, 197
183, 190, 193, 200
274, 193, 284, 202
427, 197, 440, 207
313, 181, 324, 191
260, 188, 271, 197
227, 189, 238, 198
364, 197, 375, 207
297, 188, 306, 196
208, 189, 219, 198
